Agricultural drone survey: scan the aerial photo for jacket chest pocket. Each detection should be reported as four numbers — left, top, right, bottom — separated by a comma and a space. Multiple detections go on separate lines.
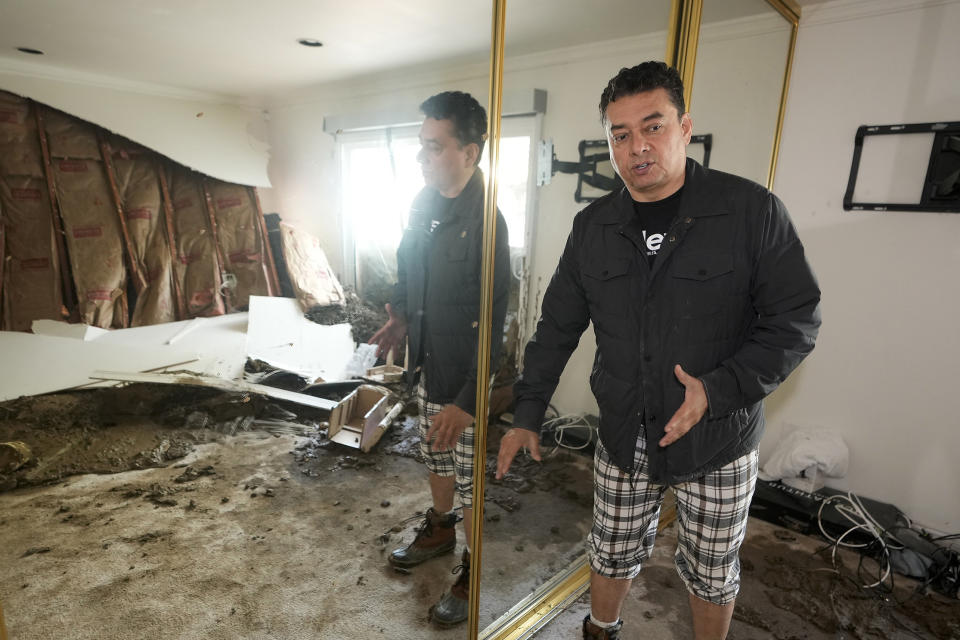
670, 252, 736, 315
437, 234, 476, 303
582, 257, 633, 312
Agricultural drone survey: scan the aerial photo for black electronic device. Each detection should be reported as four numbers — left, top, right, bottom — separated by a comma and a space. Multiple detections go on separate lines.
749, 479, 904, 545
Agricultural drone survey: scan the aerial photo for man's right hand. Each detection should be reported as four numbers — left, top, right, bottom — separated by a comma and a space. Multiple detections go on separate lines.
495, 428, 542, 479
368, 303, 408, 359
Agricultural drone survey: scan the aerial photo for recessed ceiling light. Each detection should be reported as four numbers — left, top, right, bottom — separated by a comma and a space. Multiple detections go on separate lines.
16, 47, 44, 55
297, 38, 323, 48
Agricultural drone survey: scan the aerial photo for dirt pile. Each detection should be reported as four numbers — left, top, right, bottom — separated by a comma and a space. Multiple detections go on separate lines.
305, 290, 388, 344
0, 385, 323, 492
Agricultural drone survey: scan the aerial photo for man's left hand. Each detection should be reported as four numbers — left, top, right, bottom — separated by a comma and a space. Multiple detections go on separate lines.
427, 404, 474, 452
659, 364, 709, 447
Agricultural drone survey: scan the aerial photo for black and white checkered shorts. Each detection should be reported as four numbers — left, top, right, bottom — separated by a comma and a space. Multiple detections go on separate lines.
417, 377, 476, 509
589, 435, 758, 604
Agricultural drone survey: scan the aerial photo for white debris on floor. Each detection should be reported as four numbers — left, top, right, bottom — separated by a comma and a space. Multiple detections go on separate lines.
1, 296, 362, 404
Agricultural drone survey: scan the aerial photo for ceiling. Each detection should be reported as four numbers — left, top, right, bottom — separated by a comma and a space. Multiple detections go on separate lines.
0, 0, 791, 102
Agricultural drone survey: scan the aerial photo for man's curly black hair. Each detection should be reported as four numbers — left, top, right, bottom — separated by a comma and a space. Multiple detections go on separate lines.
599, 61, 685, 123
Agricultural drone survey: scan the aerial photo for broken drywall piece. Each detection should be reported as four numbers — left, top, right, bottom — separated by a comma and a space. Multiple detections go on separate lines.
90, 370, 336, 411
246, 296, 354, 382
365, 347, 403, 383
343, 343, 378, 379
31, 319, 109, 341
164, 317, 205, 345
90, 313, 248, 379
0, 330, 199, 402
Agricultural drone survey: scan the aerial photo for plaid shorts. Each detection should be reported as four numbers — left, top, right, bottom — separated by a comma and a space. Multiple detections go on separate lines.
417, 377, 476, 509
589, 435, 758, 604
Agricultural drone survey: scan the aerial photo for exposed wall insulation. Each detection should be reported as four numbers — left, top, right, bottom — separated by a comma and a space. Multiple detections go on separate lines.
0, 220, 5, 308
44, 109, 128, 329
0, 90, 277, 330
0, 93, 64, 330
0, 94, 43, 176
279, 221, 345, 309
0, 176, 64, 330
165, 164, 225, 317
205, 180, 274, 311
107, 138, 178, 326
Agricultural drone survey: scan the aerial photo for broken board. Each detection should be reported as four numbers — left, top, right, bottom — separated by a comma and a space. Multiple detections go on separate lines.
246, 295, 354, 382
90, 370, 336, 411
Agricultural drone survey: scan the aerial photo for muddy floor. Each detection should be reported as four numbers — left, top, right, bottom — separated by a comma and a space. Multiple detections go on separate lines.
534, 518, 960, 640
1, 387, 957, 639
0, 386, 593, 639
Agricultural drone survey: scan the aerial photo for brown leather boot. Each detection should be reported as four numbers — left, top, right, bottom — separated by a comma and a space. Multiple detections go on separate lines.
388, 508, 456, 568
582, 615, 623, 639
429, 548, 470, 627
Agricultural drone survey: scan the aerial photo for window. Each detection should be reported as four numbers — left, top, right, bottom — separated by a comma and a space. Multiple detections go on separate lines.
338, 116, 536, 303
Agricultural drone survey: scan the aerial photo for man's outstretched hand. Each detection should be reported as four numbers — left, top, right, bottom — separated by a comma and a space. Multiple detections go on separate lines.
368, 303, 407, 359
496, 428, 542, 479
658, 364, 708, 447
426, 404, 475, 452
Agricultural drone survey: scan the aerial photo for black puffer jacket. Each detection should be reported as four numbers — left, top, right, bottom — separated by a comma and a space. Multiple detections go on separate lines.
393, 169, 510, 415
513, 159, 821, 483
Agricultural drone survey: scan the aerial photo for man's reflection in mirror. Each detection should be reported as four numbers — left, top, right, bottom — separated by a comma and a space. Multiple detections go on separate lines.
369, 91, 510, 628
496, 62, 821, 640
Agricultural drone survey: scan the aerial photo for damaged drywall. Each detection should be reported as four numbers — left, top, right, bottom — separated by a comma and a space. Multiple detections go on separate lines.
0, 89, 278, 330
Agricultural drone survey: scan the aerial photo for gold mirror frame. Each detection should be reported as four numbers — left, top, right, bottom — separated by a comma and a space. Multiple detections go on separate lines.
468, 1, 801, 637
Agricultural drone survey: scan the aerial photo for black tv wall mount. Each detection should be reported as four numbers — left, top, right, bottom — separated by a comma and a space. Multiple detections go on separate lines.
843, 121, 960, 213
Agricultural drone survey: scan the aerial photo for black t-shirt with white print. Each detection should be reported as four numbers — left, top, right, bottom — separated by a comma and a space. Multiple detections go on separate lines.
630, 187, 683, 267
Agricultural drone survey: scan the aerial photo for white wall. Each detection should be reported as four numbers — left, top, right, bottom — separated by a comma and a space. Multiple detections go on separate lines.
0, 59, 271, 187
767, 0, 960, 531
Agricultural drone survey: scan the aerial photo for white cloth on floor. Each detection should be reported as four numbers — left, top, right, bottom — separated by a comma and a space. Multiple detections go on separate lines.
758, 428, 848, 481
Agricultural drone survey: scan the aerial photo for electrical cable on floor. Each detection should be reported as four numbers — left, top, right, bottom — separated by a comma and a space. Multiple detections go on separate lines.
817, 492, 904, 590
541, 413, 596, 456
816, 492, 960, 601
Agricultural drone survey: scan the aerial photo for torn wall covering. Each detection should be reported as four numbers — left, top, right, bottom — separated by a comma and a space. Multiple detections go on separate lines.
0, 90, 277, 330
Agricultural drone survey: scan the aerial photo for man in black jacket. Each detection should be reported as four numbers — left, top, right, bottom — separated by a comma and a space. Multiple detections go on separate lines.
496, 62, 820, 640
369, 91, 510, 627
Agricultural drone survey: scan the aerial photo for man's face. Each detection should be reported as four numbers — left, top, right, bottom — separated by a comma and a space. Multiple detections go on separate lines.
604, 88, 692, 202
417, 117, 476, 197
